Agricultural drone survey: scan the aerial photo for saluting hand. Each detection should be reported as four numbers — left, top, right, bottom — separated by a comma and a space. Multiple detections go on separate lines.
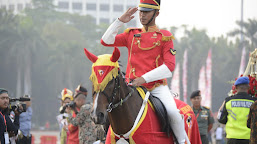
119, 7, 138, 23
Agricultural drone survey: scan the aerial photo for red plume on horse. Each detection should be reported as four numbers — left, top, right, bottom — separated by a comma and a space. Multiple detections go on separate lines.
84, 47, 175, 144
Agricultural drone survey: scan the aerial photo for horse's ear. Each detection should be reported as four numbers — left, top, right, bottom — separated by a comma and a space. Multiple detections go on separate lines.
110, 47, 120, 62
84, 48, 98, 63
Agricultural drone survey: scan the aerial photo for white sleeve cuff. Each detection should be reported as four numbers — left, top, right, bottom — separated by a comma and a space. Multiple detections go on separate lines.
102, 18, 124, 44
142, 64, 172, 83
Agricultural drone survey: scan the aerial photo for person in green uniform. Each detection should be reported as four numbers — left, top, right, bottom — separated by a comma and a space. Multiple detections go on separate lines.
218, 77, 257, 144
190, 90, 214, 144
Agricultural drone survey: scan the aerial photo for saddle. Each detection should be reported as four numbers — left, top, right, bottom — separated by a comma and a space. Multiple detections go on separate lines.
139, 87, 173, 137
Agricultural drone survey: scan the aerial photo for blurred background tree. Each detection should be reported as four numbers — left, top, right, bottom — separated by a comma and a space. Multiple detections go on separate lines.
0, 0, 257, 129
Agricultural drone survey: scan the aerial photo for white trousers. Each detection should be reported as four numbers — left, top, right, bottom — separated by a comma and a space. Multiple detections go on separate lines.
151, 85, 185, 144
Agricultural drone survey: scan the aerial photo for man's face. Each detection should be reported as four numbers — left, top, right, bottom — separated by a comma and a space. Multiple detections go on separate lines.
190, 96, 201, 107
139, 10, 159, 25
0, 93, 9, 109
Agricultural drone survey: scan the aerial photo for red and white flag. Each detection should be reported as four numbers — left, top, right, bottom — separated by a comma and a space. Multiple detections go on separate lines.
205, 49, 212, 108
198, 65, 207, 106
199, 49, 212, 108
183, 50, 188, 102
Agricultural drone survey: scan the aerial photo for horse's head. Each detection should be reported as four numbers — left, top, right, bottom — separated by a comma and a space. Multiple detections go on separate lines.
84, 47, 120, 124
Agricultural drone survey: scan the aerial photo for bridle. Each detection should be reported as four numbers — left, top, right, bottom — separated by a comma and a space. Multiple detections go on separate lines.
100, 71, 135, 112
94, 70, 152, 140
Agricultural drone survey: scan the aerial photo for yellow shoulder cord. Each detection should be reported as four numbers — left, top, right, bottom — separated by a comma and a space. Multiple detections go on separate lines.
135, 39, 160, 50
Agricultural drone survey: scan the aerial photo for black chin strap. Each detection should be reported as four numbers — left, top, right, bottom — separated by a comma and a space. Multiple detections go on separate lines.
146, 9, 157, 26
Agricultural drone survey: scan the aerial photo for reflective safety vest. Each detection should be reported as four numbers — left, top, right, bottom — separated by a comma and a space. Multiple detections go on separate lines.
225, 94, 256, 139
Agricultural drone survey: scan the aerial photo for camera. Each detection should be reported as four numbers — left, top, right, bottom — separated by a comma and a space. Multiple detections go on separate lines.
9, 95, 31, 103
9, 95, 31, 113
60, 101, 76, 114
10, 103, 26, 113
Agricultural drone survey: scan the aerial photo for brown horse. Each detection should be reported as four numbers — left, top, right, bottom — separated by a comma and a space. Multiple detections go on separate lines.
84, 47, 174, 143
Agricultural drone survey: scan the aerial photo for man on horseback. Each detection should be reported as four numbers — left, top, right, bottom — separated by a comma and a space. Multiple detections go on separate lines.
100, 0, 186, 143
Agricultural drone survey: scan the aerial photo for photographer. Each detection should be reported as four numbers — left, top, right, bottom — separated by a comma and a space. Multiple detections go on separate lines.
0, 88, 20, 144
67, 85, 97, 144
16, 95, 32, 144
59, 88, 74, 144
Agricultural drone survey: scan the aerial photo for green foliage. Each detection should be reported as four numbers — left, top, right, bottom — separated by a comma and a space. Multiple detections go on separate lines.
0, 3, 106, 127
1, 0, 257, 128
228, 19, 257, 50
172, 26, 212, 100
169, 20, 256, 111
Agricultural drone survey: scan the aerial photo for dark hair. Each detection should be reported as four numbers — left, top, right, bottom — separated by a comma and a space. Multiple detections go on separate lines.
236, 84, 249, 90
79, 86, 87, 93
74, 93, 87, 100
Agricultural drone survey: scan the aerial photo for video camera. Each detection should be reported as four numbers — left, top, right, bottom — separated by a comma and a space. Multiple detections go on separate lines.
9, 97, 31, 103
60, 101, 76, 114
9, 95, 31, 113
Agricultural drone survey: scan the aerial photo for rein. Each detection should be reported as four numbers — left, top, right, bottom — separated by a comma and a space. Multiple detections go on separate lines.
100, 73, 135, 112
96, 71, 152, 141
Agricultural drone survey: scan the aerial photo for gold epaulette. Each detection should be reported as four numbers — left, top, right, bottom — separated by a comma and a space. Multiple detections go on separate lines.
203, 106, 210, 109
161, 35, 175, 41
124, 28, 141, 33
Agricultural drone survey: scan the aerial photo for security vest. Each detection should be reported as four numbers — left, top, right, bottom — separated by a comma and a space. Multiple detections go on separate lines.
224, 92, 257, 139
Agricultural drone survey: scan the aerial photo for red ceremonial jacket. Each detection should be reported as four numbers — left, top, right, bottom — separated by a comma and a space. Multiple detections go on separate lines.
101, 25, 176, 90
174, 99, 202, 144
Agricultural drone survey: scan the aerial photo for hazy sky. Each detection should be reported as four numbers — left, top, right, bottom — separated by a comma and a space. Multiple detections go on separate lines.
156, 0, 257, 37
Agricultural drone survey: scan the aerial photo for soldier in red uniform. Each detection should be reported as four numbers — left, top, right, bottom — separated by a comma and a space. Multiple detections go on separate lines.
101, 0, 186, 143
